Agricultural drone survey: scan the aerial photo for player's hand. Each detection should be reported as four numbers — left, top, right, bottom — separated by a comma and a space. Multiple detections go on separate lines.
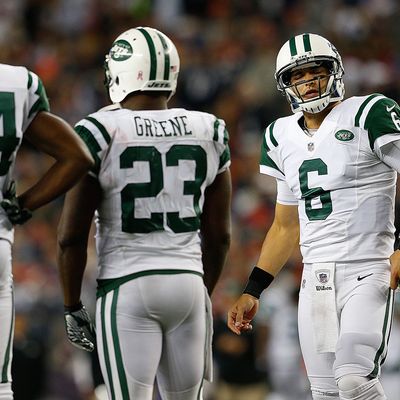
64, 302, 96, 352
227, 294, 259, 335
1, 181, 32, 225
390, 249, 400, 290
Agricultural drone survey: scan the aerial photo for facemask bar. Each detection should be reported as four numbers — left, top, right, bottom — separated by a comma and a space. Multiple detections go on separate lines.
286, 72, 336, 105
103, 56, 112, 88
276, 57, 344, 113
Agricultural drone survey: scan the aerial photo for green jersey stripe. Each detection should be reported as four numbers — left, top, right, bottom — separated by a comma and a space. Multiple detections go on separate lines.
100, 296, 116, 399
219, 147, 231, 170
75, 125, 102, 174
85, 116, 111, 144
97, 269, 203, 298
28, 77, 50, 118
262, 130, 270, 152
289, 37, 297, 56
260, 125, 283, 174
213, 119, 229, 145
223, 128, 229, 144
138, 28, 157, 80
156, 33, 170, 80
110, 289, 130, 399
303, 34, 311, 52
370, 289, 394, 378
27, 71, 33, 89
260, 154, 282, 174
213, 118, 220, 142
365, 97, 400, 150
354, 94, 381, 127
269, 121, 278, 147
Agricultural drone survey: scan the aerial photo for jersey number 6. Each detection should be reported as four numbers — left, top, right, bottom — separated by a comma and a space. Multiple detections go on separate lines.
299, 158, 333, 220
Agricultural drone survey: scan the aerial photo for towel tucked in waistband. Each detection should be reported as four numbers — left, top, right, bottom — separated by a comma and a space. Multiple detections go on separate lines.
310, 262, 339, 353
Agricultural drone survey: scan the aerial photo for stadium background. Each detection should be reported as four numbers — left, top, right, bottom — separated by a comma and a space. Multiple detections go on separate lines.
1, 0, 399, 399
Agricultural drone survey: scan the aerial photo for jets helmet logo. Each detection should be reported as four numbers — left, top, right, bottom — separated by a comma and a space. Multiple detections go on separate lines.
110, 40, 133, 61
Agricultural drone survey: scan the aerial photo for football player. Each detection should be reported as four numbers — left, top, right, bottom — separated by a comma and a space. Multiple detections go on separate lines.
0, 64, 94, 399
57, 27, 231, 400
228, 33, 400, 400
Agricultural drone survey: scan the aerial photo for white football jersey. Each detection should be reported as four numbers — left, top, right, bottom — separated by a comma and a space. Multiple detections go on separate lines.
0, 64, 50, 242
260, 94, 400, 263
75, 107, 230, 279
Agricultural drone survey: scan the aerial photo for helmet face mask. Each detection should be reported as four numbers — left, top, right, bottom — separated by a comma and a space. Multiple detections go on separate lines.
104, 27, 180, 103
275, 34, 345, 114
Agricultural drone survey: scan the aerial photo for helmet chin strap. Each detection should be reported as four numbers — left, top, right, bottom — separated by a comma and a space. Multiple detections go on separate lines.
301, 96, 331, 114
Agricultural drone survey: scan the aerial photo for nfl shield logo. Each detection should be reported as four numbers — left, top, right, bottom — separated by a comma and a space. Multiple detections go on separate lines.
316, 269, 330, 283
308, 142, 314, 152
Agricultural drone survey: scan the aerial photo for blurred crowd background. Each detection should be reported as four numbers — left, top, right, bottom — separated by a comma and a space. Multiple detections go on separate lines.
1, 0, 400, 399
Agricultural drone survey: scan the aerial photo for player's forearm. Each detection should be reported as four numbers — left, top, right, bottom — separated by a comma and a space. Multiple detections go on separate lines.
202, 231, 231, 294
18, 159, 90, 211
57, 241, 88, 307
256, 220, 299, 276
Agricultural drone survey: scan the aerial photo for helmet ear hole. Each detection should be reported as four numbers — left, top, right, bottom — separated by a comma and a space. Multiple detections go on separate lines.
116, 77, 120, 85
281, 71, 292, 86
320, 60, 335, 74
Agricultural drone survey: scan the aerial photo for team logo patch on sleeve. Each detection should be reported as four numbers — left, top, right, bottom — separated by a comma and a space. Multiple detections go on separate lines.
334, 130, 354, 142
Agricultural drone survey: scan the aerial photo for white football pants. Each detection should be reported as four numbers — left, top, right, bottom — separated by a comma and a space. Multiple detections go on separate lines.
298, 260, 394, 399
96, 272, 211, 400
0, 239, 13, 400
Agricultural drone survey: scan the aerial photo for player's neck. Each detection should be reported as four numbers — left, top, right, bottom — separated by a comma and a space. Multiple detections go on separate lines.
121, 94, 169, 111
303, 101, 340, 129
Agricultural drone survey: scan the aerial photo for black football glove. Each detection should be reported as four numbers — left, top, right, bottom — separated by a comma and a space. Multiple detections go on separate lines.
64, 302, 96, 352
1, 181, 32, 225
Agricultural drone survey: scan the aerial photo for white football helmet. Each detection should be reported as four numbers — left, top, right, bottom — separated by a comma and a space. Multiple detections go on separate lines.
275, 33, 345, 114
104, 27, 180, 103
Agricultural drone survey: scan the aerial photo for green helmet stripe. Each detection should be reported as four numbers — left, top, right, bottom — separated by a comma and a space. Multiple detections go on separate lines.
138, 28, 157, 80
156, 33, 170, 80
289, 37, 297, 56
303, 34, 311, 52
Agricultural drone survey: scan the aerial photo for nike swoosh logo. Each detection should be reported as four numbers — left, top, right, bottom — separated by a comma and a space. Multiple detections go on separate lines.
386, 105, 395, 112
357, 273, 374, 281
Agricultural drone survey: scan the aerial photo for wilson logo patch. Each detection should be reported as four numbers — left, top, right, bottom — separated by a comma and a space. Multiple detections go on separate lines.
335, 130, 354, 142
110, 40, 133, 61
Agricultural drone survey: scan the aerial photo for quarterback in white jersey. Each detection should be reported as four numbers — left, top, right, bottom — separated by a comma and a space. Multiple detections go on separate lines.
57, 27, 231, 400
261, 93, 398, 264
228, 33, 399, 400
0, 64, 93, 399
